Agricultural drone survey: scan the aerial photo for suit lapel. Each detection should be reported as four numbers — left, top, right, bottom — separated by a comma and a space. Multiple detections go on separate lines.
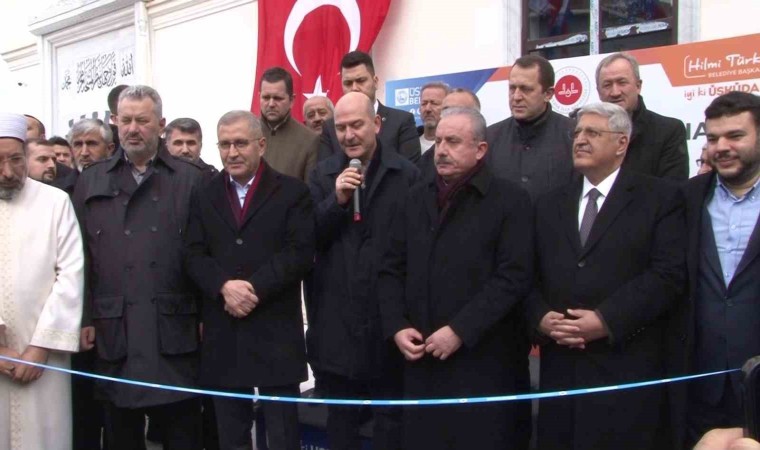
209, 174, 238, 232
239, 165, 279, 229
560, 176, 584, 257
700, 209, 725, 287
580, 171, 635, 257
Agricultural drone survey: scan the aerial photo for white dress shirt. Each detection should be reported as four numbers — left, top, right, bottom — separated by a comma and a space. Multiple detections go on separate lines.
230, 175, 254, 207
578, 167, 620, 230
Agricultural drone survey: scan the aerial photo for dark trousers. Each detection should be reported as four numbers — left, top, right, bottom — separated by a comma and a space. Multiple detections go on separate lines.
72, 350, 106, 450
686, 376, 743, 449
103, 397, 202, 450
322, 372, 402, 450
213, 384, 300, 450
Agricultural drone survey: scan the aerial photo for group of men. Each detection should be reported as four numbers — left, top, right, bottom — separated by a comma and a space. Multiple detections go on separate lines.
1, 47, 758, 450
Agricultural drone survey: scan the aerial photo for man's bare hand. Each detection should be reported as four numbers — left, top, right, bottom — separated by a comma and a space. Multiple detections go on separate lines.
393, 328, 425, 361
0, 346, 20, 379
425, 326, 462, 361
220, 280, 258, 318
551, 309, 608, 348
80, 326, 95, 351
334, 167, 362, 206
12, 346, 48, 384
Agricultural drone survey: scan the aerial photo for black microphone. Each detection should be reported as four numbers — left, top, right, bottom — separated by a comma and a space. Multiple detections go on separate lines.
349, 158, 362, 222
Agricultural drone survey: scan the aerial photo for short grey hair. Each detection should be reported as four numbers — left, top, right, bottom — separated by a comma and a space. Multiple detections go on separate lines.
421, 81, 451, 96
67, 118, 113, 145
595, 52, 641, 87
118, 85, 163, 118
302, 96, 334, 116
575, 102, 632, 138
440, 107, 487, 142
217, 110, 262, 137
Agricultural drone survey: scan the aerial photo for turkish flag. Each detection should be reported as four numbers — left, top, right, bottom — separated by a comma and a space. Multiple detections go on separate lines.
251, 0, 392, 122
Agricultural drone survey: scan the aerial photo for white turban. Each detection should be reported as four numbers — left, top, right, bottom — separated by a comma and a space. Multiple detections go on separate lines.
0, 112, 27, 141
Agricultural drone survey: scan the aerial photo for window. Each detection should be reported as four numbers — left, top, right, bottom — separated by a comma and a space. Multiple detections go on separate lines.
523, 0, 677, 59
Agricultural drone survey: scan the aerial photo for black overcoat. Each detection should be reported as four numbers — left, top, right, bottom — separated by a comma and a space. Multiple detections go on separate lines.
377, 164, 534, 450
73, 147, 203, 408
307, 143, 419, 379
527, 170, 686, 450
184, 164, 314, 388
623, 96, 689, 181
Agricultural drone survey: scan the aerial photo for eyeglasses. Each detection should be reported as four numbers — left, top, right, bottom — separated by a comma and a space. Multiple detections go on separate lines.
217, 140, 252, 150
696, 158, 707, 168
571, 128, 625, 139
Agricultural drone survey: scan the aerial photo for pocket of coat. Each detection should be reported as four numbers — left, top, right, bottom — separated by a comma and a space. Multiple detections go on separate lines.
92, 296, 127, 362
156, 293, 199, 355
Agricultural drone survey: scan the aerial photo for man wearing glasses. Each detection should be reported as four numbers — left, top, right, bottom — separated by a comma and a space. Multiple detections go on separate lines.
528, 102, 686, 450
184, 110, 314, 450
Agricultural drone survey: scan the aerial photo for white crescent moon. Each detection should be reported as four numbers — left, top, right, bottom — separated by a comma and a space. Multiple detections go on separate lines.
284, 0, 361, 76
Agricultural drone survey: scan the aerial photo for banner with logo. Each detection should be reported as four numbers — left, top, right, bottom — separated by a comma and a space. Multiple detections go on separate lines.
386, 33, 760, 177
252, 0, 392, 122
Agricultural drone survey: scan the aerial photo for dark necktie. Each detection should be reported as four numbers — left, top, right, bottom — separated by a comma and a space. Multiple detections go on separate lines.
579, 188, 601, 247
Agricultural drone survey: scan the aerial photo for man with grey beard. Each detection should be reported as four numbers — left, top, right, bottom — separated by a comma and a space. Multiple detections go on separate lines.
73, 85, 204, 450
0, 112, 84, 450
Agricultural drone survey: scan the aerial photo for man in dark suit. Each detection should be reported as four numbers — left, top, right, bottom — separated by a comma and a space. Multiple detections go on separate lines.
596, 52, 689, 181
378, 107, 533, 450
318, 51, 420, 162
307, 91, 418, 450
529, 102, 686, 450
486, 54, 575, 201
673, 92, 760, 449
184, 110, 314, 450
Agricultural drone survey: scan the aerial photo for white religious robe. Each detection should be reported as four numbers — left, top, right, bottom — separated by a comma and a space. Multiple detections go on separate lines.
0, 179, 83, 450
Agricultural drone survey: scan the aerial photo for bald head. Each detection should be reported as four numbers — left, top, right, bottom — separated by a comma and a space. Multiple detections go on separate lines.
334, 92, 381, 163
442, 90, 481, 112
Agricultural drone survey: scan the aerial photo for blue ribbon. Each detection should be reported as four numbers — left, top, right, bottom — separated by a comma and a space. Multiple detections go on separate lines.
0, 355, 738, 406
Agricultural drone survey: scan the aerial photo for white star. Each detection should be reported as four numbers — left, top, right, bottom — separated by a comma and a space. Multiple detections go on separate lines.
303, 76, 329, 99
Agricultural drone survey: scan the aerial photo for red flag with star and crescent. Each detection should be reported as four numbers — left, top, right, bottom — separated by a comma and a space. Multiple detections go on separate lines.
251, 0, 392, 122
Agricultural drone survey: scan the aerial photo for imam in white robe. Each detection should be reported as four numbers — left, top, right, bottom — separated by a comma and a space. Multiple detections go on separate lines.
0, 179, 84, 450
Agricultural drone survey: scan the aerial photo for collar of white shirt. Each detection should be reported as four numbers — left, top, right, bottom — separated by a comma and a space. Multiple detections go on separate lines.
373, 99, 379, 114
581, 167, 621, 201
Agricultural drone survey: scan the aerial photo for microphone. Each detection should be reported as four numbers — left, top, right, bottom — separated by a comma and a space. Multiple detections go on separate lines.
349, 158, 362, 222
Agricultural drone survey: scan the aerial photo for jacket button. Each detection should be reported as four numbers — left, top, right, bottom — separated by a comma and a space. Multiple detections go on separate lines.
122, 200, 128, 206
577, 260, 586, 268
150, 226, 158, 232
727, 299, 734, 307
124, 265, 133, 272
124, 229, 131, 236
152, 196, 159, 202
236, 238, 244, 245
521, 176, 529, 183
149, 261, 157, 268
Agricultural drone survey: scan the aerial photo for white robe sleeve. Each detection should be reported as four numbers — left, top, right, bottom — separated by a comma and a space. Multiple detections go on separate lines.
29, 196, 84, 352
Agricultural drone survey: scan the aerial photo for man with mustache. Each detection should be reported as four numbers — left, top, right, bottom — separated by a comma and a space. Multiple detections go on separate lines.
528, 102, 685, 450
303, 96, 334, 134
596, 52, 688, 180
259, 66, 319, 182
0, 112, 84, 450
417, 82, 450, 155
68, 119, 115, 173
26, 139, 58, 184
73, 85, 204, 450
379, 106, 533, 450
673, 92, 760, 449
